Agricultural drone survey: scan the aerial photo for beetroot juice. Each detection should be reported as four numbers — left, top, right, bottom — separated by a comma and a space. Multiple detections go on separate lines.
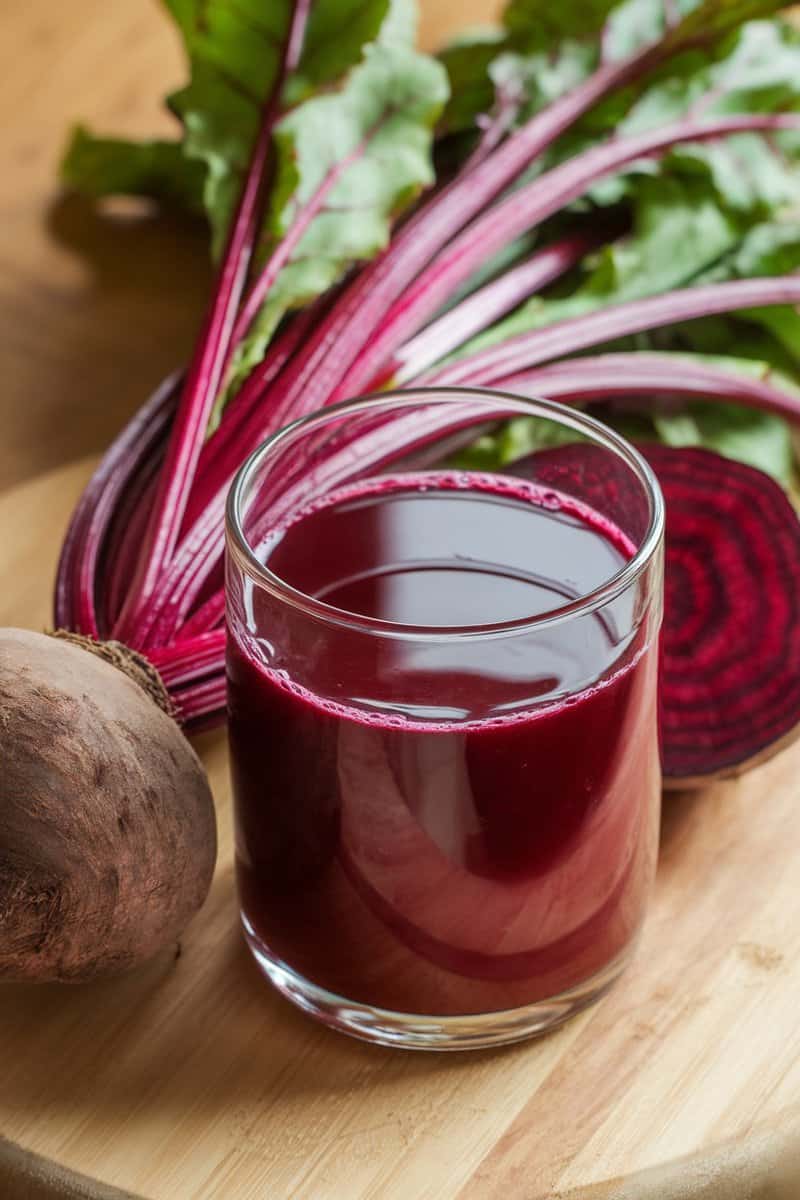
227, 453, 662, 1042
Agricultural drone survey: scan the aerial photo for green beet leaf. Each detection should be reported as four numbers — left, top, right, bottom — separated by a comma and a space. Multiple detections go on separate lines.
692, 219, 800, 365
60, 127, 206, 213
652, 399, 795, 487
503, 0, 620, 46
59, 0, 414, 254
167, 0, 415, 253
437, 31, 507, 136
437, 0, 797, 153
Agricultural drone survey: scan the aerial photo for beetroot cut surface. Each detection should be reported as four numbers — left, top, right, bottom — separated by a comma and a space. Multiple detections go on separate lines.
640, 444, 800, 785
512, 442, 800, 785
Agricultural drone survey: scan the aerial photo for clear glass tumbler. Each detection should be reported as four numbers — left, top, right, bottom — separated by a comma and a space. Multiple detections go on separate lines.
225, 388, 665, 1050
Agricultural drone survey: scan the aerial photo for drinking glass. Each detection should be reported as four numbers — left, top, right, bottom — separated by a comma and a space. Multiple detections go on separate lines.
225, 388, 665, 1049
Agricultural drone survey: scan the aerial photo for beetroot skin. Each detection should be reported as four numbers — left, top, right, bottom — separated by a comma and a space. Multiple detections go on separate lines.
0, 629, 217, 981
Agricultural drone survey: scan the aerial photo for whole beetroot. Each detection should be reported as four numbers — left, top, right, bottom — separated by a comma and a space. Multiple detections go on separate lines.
0, 628, 216, 981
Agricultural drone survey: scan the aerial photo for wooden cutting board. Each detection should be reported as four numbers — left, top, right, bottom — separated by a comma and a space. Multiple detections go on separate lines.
3, 459, 800, 1200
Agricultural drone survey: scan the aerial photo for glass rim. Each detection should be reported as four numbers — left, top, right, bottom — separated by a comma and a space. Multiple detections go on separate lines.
226, 387, 665, 640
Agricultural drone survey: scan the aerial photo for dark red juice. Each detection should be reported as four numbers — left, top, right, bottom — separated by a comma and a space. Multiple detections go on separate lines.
228, 471, 660, 1015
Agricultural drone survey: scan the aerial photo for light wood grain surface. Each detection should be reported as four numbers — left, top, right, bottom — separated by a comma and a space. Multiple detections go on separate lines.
3, 3, 800, 1199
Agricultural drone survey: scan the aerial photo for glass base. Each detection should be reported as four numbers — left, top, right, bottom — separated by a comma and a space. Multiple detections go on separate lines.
242, 917, 634, 1051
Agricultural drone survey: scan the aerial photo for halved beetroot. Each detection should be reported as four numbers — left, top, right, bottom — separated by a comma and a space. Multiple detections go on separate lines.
640, 444, 800, 785
515, 442, 800, 785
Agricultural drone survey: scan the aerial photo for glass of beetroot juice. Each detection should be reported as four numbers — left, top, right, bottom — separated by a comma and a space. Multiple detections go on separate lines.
225, 389, 665, 1050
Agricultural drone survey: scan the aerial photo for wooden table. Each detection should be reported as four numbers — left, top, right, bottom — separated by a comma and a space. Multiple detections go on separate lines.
2, 3, 800, 1198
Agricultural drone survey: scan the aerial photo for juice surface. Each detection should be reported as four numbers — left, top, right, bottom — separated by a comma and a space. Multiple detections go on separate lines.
228, 471, 660, 1014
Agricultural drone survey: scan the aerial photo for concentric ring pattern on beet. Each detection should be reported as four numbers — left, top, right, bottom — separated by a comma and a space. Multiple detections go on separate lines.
640, 444, 800, 784
512, 441, 800, 784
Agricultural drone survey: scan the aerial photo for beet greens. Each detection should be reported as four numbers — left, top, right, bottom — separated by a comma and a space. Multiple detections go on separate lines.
57, 0, 800, 779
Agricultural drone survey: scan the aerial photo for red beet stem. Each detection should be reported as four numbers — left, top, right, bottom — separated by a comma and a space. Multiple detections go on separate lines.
428, 274, 800, 386
171, 675, 228, 728
114, 0, 312, 647
499, 353, 800, 419
228, 130, 377, 355
104, 455, 161, 630
391, 233, 597, 384
53, 373, 178, 637
180, 590, 226, 639
150, 630, 226, 689
456, 77, 527, 174
181, 298, 331, 535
